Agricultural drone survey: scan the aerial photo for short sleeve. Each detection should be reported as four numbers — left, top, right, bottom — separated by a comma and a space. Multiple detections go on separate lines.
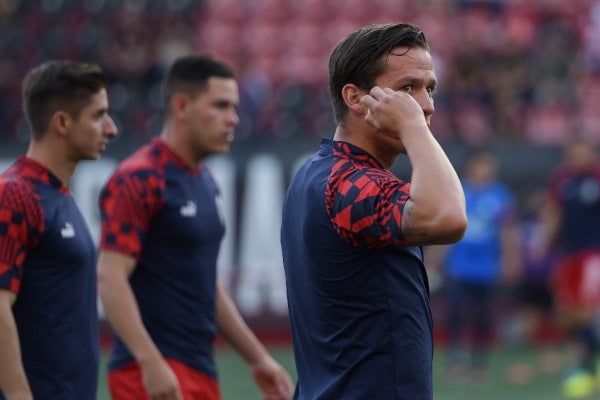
99, 168, 165, 260
326, 167, 411, 248
0, 179, 43, 293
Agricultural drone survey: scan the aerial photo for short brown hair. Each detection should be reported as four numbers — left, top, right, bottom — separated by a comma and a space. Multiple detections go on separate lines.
162, 54, 235, 115
21, 60, 107, 139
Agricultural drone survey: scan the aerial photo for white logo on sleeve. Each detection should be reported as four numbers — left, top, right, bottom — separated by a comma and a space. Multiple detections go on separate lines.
180, 201, 197, 217
61, 222, 75, 238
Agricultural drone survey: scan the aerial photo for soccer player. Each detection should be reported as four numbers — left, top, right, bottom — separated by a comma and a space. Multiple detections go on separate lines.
536, 136, 600, 398
0, 60, 117, 399
281, 23, 467, 399
97, 54, 294, 400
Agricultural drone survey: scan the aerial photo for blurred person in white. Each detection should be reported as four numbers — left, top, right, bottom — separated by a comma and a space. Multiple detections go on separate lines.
535, 136, 600, 399
426, 148, 521, 381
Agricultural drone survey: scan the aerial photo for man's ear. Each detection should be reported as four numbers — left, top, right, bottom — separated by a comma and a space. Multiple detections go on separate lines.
169, 92, 190, 119
50, 111, 72, 137
341, 83, 367, 116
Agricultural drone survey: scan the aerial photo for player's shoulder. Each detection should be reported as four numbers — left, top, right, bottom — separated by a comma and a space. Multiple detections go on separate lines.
111, 144, 165, 182
341, 163, 400, 187
0, 167, 35, 196
0, 171, 39, 213
327, 163, 406, 203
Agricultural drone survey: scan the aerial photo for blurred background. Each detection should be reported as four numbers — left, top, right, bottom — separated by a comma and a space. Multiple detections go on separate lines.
1, 0, 599, 398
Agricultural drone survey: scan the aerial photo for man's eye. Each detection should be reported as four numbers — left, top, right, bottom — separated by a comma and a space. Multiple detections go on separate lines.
401, 86, 412, 93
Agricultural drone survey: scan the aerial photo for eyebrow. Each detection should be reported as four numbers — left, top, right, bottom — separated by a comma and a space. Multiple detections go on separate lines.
92, 107, 109, 118
394, 75, 438, 87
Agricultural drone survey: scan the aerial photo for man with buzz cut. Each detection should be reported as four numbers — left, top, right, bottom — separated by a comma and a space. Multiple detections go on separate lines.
97, 54, 294, 400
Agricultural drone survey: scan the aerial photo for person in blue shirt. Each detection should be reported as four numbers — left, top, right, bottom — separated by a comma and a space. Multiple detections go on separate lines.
0, 60, 118, 399
427, 148, 521, 380
97, 54, 293, 400
281, 23, 467, 400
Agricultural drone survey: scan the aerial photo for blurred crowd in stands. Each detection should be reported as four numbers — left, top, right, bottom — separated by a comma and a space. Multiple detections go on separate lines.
1, 0, 600, 150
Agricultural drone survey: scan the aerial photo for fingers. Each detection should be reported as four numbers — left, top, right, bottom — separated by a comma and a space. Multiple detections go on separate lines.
269, 374, 293, 399
253, 365, 294, 400
150, 388, 182, 400
360, 86, 399, 113
360, 93, 375, 109
278, 369, 294, 397
360, 86, 382, 107
151, 390, 181, 399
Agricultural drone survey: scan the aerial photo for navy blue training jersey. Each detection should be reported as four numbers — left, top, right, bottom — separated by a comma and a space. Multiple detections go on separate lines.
0, 156, 99, 400
281, 139, 433, 400
548, 161, 600, 254
99, 138, 225, 377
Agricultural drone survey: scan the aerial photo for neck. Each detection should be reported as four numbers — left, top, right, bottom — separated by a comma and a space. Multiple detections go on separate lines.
26, 140, 76, 186
333, 125, 395, 169
160, 123, 201, 168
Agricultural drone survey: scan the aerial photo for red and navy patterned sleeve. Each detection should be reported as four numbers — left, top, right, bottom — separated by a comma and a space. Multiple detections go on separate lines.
326, 160, 411, 248
0, 178, 43, 294
99, 166, 165, 260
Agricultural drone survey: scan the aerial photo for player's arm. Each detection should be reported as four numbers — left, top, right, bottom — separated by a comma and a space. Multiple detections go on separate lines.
0, 289, 32, 400
215, 284, 294, 399
399, 114, 466, 245
97, 250, 182, 400
361, 87, 466, 245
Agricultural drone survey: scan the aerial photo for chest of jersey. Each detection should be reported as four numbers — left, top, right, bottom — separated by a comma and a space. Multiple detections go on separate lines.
146, 164, 224, 249
24, 185, 95, 280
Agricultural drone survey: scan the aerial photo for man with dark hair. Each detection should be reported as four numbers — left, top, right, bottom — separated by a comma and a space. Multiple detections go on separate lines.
0, 60, 117, 399
281, 23, 467, 399
97, 54, 294, 400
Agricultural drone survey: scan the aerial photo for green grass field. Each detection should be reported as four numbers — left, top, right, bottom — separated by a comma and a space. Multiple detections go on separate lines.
97, 345, 573, 400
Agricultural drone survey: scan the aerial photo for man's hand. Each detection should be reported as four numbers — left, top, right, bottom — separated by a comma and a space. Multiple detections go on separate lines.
140, 357, 183, 400
360, 86, 428, 141
250, 355, 294, 400
0, 290, 33, 400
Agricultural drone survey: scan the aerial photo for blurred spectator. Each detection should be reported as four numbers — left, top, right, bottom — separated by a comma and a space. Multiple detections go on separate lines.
509, 187, 558, 347
0, 0, 598, 151
426, 148, 521, 381
96, 7, 164, 140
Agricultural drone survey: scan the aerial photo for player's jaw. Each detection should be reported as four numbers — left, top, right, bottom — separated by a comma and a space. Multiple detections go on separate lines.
85, 129, 117, 160
210, 132, 233, 154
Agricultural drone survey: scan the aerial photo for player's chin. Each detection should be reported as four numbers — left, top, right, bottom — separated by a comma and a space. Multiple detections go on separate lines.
213, 142, 230, 155
80, 153, 101, 161
80, 151, 102, 161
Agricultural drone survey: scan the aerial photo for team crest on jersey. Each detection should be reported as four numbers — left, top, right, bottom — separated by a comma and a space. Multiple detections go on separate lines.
180, 201, 197, 217
61, 222, 75, 238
